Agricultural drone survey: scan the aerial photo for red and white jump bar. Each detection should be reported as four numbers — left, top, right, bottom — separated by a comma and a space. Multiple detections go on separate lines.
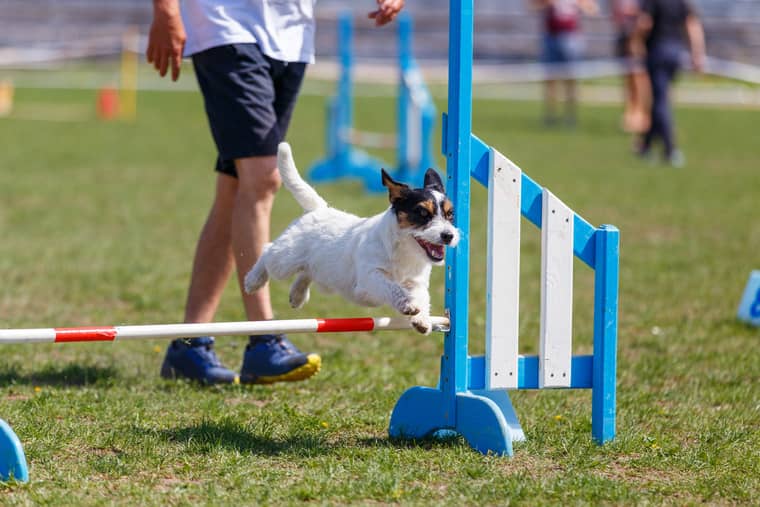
0, 316, 450, 344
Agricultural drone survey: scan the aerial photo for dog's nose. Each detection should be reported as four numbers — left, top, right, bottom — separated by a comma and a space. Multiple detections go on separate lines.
440, 231, 454, 245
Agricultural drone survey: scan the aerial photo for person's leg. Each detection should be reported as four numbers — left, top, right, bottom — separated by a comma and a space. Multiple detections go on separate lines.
559, 33, 582, 126
544, 79, 558, 125
631, 68, 651, 132
563, 78, 577, 126
230, 155, 280, 322
160, 172, 240, 385
659, 60, 679, 160
234, 156, 321, 384
640, 58, 666, 155
542, 33, 560, 126
183, 173, 238, 323
621, 71, 635, 131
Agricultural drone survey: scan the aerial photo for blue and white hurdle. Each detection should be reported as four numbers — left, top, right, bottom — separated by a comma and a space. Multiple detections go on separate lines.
388, 0, 620, 456
308, 12, 436, 192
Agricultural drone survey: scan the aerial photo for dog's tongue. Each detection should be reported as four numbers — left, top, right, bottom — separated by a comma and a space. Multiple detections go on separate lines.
417, 238, 444, 261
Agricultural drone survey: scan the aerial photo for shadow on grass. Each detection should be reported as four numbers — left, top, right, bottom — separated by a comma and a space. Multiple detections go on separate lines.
152, 419, 331, 457
147, 420, 467, 457
359, 433, 467, 452
0, 363, 118, 387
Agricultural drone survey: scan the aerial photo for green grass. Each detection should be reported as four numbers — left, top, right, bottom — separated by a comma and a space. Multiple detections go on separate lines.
0, 82, 758, 506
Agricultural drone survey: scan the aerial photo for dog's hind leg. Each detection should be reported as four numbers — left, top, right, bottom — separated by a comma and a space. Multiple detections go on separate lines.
244, 260, 269, 294
289, 272, 311, 309
244, 244, 272, 294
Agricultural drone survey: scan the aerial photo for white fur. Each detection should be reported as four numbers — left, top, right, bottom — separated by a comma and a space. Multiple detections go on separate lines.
244, 142, 459, 334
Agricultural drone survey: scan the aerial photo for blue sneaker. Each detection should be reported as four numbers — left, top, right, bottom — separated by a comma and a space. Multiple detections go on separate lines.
160, 337, 239, 385
240, 334, 321, 384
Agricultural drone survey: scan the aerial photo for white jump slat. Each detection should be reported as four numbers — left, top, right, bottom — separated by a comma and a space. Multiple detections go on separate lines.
539, 190, 574, 388
486, 149, 522, 389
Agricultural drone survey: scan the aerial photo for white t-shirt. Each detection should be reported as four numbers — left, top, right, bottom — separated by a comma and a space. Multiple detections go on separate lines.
181, 0, 316, 63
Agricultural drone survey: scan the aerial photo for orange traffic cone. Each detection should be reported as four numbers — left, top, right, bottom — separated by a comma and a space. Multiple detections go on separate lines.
97, 86, 120, 120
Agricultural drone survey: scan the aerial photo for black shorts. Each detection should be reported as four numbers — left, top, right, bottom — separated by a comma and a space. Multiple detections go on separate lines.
192, 43, 307, 177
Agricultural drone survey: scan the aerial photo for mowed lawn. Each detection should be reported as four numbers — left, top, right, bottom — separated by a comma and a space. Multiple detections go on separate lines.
0, 80, 758, 505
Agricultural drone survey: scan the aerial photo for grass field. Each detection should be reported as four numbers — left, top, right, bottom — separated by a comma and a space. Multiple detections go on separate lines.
0, 80, 758, 505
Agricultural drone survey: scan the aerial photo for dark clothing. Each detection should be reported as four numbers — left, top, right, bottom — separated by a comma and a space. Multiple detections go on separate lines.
640, 0, 694, 52
643, 43, 681, 155
192, 43, 306, 177
638, 0, 696, 157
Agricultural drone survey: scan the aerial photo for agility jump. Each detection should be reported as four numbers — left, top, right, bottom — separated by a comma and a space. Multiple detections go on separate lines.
387, 0, 620, 457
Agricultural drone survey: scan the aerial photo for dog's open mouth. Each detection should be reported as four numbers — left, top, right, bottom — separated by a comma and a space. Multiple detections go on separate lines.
415, 238, 445, 262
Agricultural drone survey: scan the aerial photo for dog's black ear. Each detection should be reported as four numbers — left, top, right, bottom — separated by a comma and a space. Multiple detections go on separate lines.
424, 169, 445, 193
382, 169, 409, 203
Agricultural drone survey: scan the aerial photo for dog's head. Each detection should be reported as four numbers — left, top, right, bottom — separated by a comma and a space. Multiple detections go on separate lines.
381, 168, 460, 265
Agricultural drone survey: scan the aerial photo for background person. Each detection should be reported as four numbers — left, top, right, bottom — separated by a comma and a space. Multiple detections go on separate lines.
610, 0, 650, 134
146, 0, 405, 384
532, 0, 599, 127
633, 0, 705, 167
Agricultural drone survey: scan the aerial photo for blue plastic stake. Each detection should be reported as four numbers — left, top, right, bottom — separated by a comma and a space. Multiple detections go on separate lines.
737, 270, 760, 326
0, 419, 28, 482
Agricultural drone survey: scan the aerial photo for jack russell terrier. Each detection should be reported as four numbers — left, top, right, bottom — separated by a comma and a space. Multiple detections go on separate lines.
244, 143, 459, 334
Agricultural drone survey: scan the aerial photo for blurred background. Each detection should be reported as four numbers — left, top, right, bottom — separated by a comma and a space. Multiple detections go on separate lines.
0, 0, 758, 105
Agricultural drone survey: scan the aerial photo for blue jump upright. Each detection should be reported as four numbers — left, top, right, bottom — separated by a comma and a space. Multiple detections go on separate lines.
388, 0, 619, 456
308, 12, 436, 192
0, 419, 28, 482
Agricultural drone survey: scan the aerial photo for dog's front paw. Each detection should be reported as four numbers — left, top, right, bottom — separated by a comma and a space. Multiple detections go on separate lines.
410, 314, 432, 335
397, 298, 421, 316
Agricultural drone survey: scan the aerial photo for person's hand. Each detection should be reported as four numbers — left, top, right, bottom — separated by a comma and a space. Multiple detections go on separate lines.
368, 0, 404, 26
146, 0, 186, 81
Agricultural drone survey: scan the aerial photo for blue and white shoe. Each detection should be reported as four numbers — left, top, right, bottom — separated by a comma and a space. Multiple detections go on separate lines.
240, 334, 321, 385
160, 337, 239, 385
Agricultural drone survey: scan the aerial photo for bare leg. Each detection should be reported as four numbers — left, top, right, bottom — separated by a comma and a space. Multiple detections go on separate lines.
184, 173, 238, 323
631, 69, 651, 133
231, 155, 281, 321
544, 79, 558, 125
563, 78, 577, 126
622, 72, 636, 132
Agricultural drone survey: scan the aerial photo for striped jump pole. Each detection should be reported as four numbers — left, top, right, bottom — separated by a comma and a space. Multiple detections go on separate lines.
0, 316, 450, 344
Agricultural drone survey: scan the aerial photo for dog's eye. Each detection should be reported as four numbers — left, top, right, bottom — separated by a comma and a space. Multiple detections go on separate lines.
445, 210, 454, 221
417, 208, 430, 218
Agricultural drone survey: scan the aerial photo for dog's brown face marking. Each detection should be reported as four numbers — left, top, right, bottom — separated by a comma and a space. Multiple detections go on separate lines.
381, 168, 454, 230
441, 199, 454, 223
395, 200, 436, 229
381, 169, 409, 203
396, 210, 415, 229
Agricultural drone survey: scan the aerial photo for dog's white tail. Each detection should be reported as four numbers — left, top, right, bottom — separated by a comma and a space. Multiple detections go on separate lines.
278, 142, 327, 212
